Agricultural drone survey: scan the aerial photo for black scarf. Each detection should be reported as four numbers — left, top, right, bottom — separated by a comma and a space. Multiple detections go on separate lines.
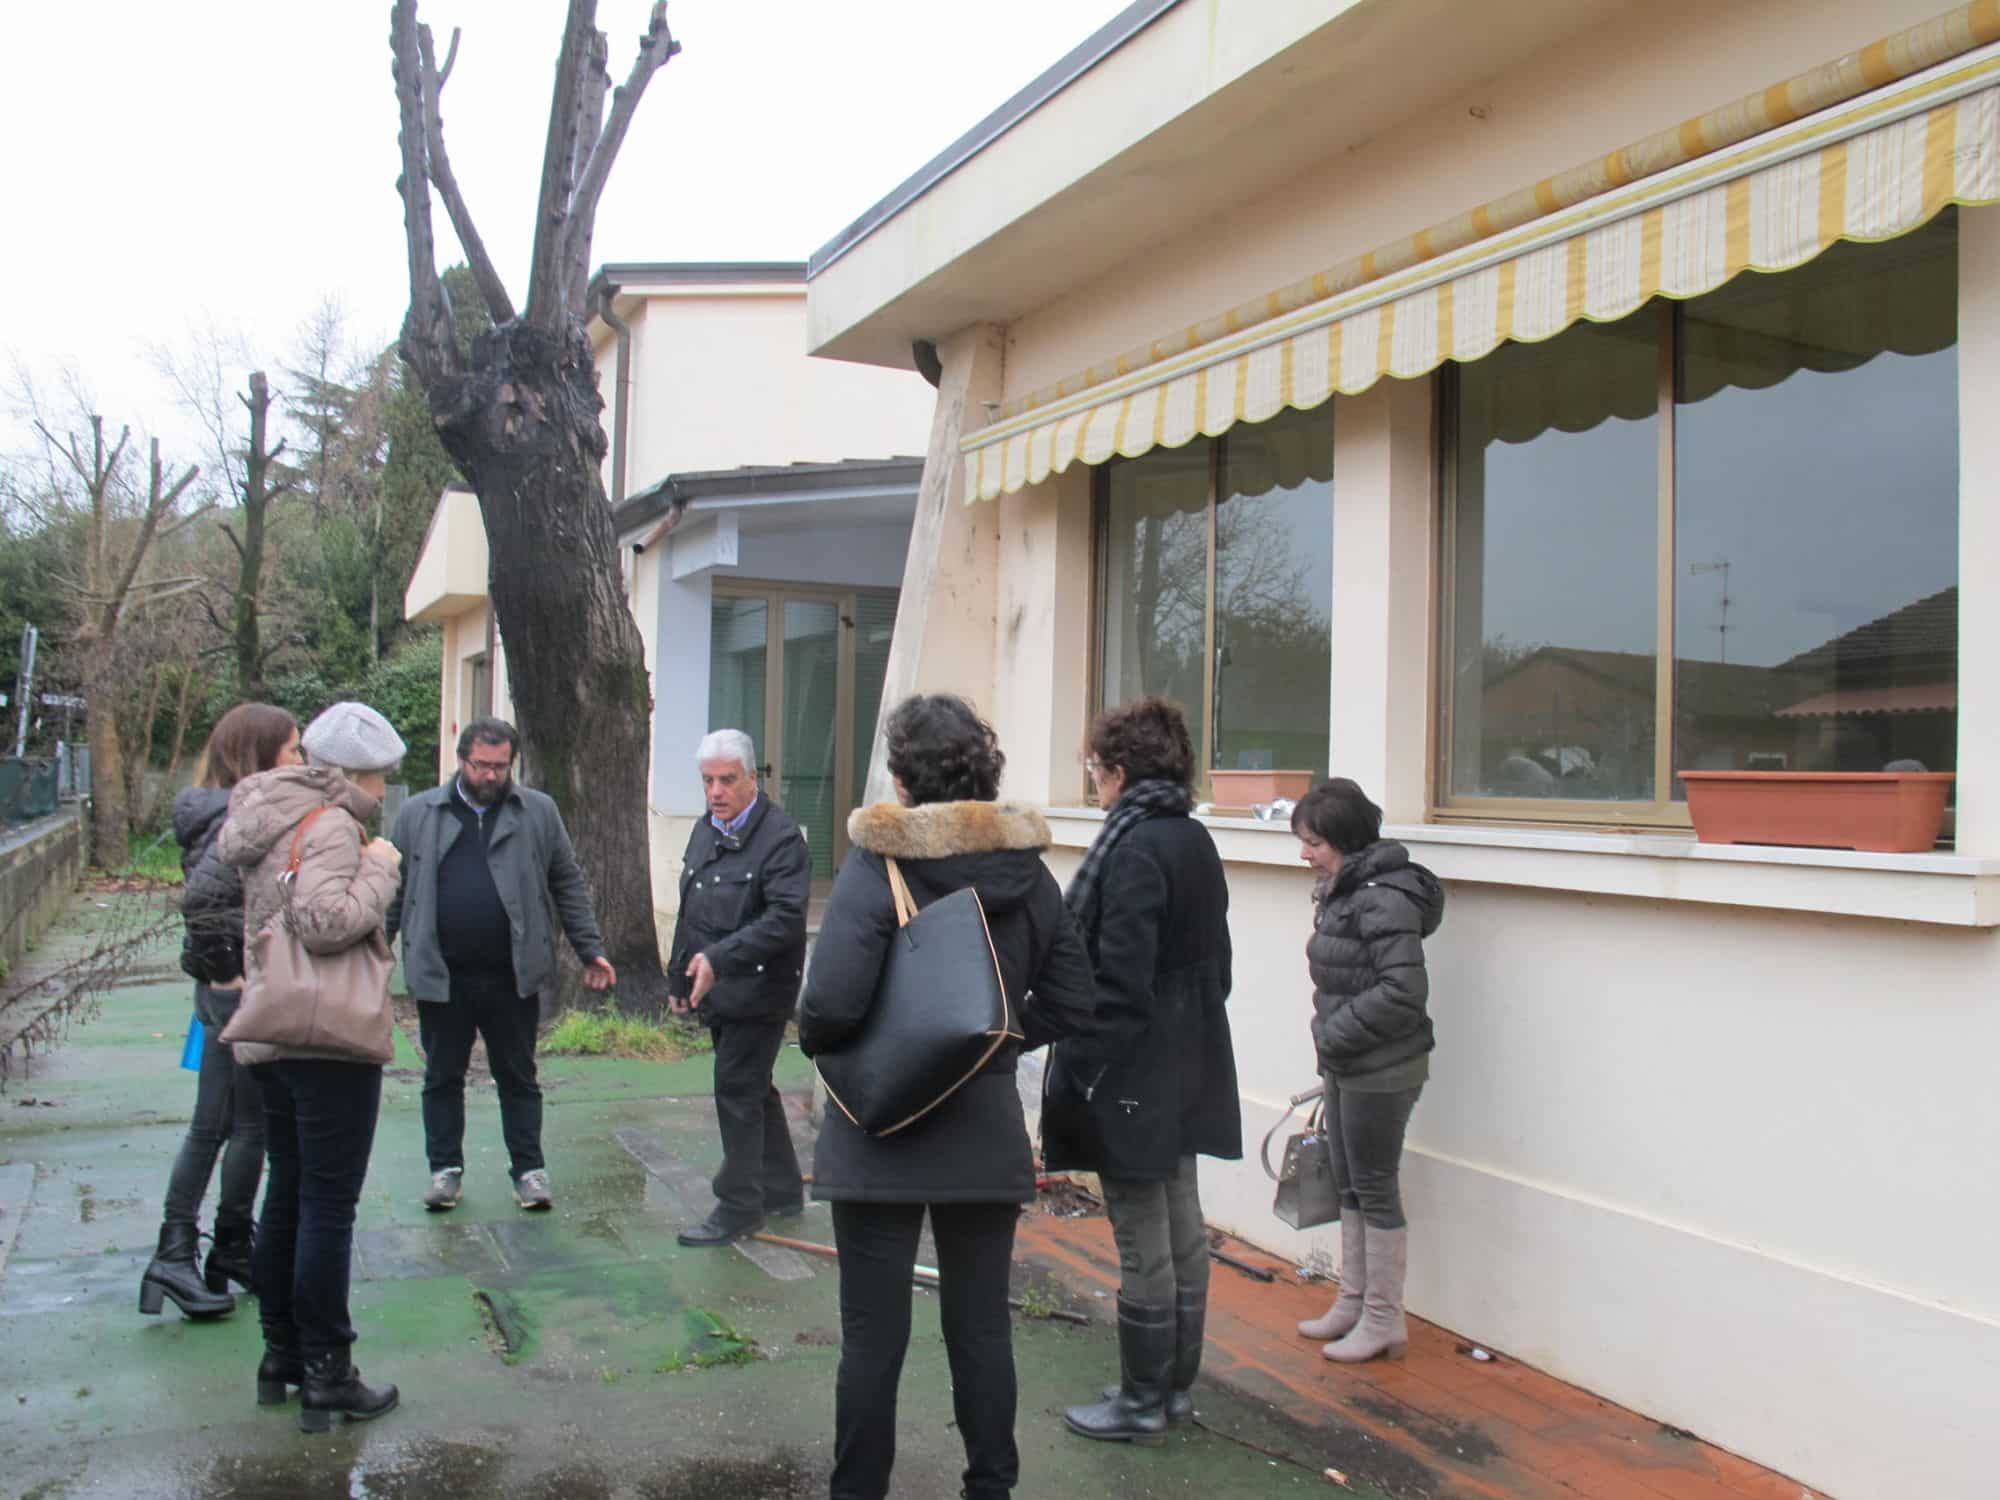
1063, 777, 1194, 941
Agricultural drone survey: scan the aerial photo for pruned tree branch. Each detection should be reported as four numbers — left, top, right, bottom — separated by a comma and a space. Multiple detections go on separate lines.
564, 29, 611, 313
418, 21, 516, 326
390, 0, 456, 384
524, 0, 600, 330
564, 2, 678, 308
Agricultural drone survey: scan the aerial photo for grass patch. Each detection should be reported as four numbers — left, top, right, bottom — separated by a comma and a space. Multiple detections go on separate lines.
657, 1307, 762, 1373
542, 1002, 710, 1061
115, 833, 183, 885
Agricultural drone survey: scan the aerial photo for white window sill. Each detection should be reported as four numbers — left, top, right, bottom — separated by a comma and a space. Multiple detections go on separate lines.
1040, 809, 2000, 927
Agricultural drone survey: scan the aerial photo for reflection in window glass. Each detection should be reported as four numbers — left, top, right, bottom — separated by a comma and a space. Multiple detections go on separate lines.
1674, 212, 1958, 786
1215, 403, 1333, 776
1100, 443, 1212, 766
1450, 319, 1660, 800
783, 599, 841, 880
851, 593, 898, 809
709, 595, 768, 764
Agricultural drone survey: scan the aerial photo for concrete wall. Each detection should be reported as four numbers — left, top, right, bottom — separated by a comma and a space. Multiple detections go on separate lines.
0, 808, 83, 981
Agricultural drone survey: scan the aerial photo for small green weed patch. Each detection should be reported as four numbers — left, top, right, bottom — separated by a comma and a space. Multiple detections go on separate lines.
657, 1307, 762, 1373
542, 1003, 710, 1061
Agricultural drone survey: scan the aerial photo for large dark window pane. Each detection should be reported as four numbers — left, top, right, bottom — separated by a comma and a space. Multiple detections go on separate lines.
1100, 443, 1212, 760
1450, 318, 1661, 800
1214, 404, 1334, 776
1674, 212, 1958, 786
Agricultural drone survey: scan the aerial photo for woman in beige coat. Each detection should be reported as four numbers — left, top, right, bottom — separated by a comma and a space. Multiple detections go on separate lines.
219, 701, 405, 1432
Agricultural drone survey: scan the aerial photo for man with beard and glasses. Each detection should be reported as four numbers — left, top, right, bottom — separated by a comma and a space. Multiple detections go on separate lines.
387, 718, 615, 1213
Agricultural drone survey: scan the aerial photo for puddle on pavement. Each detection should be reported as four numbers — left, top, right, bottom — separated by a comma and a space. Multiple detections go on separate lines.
187, 1441, 817, 1499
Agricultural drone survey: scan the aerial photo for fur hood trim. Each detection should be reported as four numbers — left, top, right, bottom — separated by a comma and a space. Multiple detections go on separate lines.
847, 800, 1051, 860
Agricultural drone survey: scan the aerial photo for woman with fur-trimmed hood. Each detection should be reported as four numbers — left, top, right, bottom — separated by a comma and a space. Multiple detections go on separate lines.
800, 693, 1095, 1500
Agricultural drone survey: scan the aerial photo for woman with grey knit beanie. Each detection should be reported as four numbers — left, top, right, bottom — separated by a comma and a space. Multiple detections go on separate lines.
218, 701, 406, 1432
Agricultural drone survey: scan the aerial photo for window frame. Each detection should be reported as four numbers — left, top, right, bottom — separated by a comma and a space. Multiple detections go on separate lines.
1436, 247, 1959, 827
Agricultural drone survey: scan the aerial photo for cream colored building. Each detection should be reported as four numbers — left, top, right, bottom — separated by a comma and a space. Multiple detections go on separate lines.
806, 3, 2000, 1496
405, 263, 935, 923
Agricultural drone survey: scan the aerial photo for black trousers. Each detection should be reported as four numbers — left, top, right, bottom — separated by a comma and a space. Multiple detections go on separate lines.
709, 1019, 802, 1222
252, 1059, 382, 1357
420, 972, 543, 1179
830, 1200, 1021, 1500
162, 982, 265, 1237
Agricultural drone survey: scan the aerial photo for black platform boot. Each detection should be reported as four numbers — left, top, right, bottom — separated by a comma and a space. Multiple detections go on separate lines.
257, 1328, 305, 1406
205, 1222, 256, 1296
138, 1224, 235, 1319
299, 1350, 399, 1433
1063, 1295, 1175, 1444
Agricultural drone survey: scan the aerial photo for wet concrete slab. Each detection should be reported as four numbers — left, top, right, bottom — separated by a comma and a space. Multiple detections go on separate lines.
1, 961, 1374, 1499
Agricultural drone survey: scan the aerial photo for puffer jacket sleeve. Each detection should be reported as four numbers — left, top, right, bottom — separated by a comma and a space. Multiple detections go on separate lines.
180, 841, 246, 983
288, 811, 401, 956
1018, 871, 1095, 1049
796, 849, 898, 1056
1312, 884, 1430, 1065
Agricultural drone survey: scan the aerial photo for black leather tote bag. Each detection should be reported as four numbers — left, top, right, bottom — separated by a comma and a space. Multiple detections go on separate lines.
817, 856, 1021, 1138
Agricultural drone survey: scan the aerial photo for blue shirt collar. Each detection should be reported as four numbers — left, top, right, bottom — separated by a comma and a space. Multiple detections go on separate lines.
711, 795, 758, 837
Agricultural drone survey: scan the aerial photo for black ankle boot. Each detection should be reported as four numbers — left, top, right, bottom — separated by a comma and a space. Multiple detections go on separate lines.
1064, 1296, 1175, 1443
206, 1223, 256, 1296
257, 1331, 304, 1405
299, 1350, 399, 1433
139, 1225, 235, 1320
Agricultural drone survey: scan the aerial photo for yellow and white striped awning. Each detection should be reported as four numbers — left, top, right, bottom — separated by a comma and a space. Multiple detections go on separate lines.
963, 33, 2000, 503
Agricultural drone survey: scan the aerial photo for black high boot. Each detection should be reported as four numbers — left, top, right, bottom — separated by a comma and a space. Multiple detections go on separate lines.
205, 1222, 256, 1296
138, 1224, 235, 1319
299, 1350, 399, 1433
256, 1327, 304, 1406
1166, 1283, 1207, 1424
1063, 1296, 1175, 1444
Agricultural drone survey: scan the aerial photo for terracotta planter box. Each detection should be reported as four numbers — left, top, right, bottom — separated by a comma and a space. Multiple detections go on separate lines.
1207, 769, 1316, 808
1680, 771, 1954, 853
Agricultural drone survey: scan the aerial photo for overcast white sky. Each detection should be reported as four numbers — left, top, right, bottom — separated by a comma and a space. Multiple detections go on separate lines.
0, 0, 1129, 453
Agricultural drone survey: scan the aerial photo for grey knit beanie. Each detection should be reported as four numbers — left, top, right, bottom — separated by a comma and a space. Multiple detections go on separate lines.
301, 702, 407, 774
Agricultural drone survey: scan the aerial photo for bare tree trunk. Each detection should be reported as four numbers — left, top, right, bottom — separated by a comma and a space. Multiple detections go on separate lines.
391, 0, 678, 1014
233, 372, 284, 699
85, 690, 129, 869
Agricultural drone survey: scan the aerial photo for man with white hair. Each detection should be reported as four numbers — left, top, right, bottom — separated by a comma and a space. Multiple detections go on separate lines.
667, 729, 810, 1246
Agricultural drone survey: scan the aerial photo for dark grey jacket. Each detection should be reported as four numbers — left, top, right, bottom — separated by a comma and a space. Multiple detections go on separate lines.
666, 797, 811, 1025
386, 780, 606, 1002
1307, 839, 1445, 1078
175, 786, 244, 985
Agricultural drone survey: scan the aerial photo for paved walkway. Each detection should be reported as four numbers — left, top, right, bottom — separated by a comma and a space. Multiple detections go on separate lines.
0, 895, 1816, 1498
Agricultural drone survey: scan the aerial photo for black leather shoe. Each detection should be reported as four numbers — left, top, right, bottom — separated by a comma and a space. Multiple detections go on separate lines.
677, 1213, 764, 1247
257, 1332, 304, 1405
763, 1199, 806, 1219
139, 1225, 235, 1320
299, 1350, 398, 1433
206, 1224, 256, 1296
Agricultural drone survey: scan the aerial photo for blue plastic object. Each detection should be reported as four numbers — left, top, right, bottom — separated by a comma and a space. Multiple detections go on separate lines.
180, 1014, 204, 1071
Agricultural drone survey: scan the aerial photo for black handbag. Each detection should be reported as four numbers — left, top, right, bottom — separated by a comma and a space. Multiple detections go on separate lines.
1261, 1085, 1341, 1229
816, 856, 1022, 1138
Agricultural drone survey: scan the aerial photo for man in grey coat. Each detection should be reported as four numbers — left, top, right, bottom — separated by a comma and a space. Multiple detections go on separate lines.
387, 718, 614, 1213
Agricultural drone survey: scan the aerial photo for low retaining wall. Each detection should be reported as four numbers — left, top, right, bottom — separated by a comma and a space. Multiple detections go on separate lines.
0, 807, 84, 980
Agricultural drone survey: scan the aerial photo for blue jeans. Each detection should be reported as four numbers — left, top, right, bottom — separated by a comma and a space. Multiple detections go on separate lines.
252, 1060, 383, 1355
161, 983, 264, 1236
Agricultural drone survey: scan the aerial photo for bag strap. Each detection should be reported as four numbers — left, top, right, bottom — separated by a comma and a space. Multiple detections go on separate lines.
1259, 1084, 1327, 1181
883, 855, 918, 928
285, 806, 335, 876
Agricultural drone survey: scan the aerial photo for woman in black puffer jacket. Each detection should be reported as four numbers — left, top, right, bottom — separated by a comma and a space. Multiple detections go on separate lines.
1291, 779, 1444, 1366
140, 703, 300, 1320
800, 694, 1095, 1500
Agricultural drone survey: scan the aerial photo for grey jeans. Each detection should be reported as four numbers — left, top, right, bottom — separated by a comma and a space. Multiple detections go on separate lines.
162, 982, 266, 1236
1321, 1077, 1423, 1229
1098, 1155, 1210, 1306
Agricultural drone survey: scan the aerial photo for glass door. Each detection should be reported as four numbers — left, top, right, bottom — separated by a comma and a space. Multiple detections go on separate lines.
710, 582, 897, 886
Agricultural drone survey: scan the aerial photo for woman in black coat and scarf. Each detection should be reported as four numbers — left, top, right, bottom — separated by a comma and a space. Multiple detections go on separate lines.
1044, 696, 1240, 1444
1291, 778, 1444, 1365
141, 702, 301, 1320
799, 694, 1095, 1500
